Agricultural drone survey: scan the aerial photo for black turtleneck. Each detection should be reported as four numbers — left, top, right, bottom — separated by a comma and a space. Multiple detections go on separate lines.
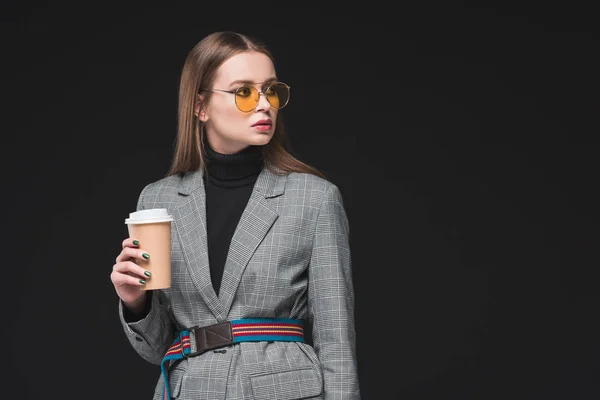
203, 136, 264, 296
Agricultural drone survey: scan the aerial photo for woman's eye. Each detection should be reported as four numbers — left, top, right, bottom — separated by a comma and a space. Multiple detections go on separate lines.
237, 87, 252, 97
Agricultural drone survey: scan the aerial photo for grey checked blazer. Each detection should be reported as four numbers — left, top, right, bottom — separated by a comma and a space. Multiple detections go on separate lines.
118, 165, 360, 399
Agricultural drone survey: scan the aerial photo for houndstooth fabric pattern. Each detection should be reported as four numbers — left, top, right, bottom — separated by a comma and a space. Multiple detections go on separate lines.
118, 166, 360, 399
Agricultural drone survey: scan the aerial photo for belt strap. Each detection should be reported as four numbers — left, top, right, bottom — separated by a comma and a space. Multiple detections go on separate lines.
160, 318, 304, 400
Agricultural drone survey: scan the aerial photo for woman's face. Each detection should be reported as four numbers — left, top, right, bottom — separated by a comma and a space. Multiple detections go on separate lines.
197, 51, 279, 154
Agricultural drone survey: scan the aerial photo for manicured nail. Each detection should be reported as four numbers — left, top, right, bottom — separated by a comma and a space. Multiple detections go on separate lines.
139, 279, 146, 284
142, 253, 150, 260
133, 240, 139, 246
144, 271, 151, 277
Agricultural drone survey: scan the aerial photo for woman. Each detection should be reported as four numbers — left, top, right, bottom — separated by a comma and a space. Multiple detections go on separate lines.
110, 31, 360, 400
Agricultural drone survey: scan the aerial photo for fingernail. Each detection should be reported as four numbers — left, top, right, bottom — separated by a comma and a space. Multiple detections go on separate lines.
142, 253, 150, 260
139, 279, 146, 284
133, 240, 139, 246
144, 271, 151, 277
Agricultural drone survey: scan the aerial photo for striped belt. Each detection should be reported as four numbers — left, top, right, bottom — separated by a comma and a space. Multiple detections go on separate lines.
160, 318, 305, 400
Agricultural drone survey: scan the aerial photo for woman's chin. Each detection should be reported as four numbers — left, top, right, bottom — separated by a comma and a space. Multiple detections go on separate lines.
248, 132, 273, 144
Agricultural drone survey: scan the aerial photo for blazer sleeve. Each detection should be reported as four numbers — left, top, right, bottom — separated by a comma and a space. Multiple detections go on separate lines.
117, 184, 176, 365
308, 184, 361, 399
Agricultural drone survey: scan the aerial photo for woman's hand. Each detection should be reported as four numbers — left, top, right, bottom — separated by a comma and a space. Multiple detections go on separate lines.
110, 238, 151, 313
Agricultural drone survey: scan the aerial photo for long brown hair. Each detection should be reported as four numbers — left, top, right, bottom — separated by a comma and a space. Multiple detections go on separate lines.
166, 31, 327, 180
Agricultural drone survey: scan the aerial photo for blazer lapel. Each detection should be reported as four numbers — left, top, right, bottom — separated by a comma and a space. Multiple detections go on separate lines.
218, 167, 286, 319
173, 166, 287, 322
172, 168, 225, 320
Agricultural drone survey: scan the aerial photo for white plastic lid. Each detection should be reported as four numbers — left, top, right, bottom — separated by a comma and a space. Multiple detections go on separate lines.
125, 208, 174, 224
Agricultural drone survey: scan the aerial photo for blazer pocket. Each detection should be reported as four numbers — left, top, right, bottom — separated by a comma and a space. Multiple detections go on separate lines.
250, 367, 323, 400
167, 362, 186, 399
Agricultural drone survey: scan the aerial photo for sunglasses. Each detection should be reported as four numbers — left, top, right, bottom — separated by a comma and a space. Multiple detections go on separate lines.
201, 82, 290, 112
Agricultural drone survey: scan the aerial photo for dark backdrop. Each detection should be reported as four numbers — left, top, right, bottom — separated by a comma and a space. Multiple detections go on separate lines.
2, 2, 598, 399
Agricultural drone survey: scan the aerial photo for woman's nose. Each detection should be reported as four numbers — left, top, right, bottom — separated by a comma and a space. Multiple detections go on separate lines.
255, 92, 271, 112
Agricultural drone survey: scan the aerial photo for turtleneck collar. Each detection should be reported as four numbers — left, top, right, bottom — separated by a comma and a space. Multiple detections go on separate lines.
203, 134, 264, 182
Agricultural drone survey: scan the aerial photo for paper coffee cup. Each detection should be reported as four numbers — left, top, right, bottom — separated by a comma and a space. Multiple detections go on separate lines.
125, 208, 174, 290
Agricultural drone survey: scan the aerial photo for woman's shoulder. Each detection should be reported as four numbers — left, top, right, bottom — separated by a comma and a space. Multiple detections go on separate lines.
285, 171, 341, 199
283, 171, 347, 218
138, 173, 184, 201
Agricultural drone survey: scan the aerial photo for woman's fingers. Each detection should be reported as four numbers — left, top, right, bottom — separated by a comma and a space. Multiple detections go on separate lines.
112, 260, 151, 280
111, 270, 148, 287
115, 245, 150, 264
122, 237, 140, 249
111, 238, 152, 298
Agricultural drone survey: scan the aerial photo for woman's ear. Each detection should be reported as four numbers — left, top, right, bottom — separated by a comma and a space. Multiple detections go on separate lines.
195, 94, 208, 122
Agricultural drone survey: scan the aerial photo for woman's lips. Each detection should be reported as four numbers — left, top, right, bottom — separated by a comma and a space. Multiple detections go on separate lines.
253, 124, 272, 132
252, 119, 272, 131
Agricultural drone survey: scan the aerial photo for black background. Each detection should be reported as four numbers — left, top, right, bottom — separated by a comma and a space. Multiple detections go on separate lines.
2, 1, 599, 399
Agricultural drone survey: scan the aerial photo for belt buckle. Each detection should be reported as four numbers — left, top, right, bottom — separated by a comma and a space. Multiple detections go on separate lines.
180, 327, 198, 358
182, 321, 233, 358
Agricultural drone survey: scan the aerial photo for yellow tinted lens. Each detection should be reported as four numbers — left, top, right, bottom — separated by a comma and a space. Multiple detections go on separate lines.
235, 86, 259, 112
266, 83, 289, 109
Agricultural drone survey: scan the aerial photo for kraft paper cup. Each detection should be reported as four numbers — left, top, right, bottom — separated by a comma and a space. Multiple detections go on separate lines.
125, 208, 174, 290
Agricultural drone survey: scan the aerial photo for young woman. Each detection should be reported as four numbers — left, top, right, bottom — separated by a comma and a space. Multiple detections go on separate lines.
110, 31, 360, 400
